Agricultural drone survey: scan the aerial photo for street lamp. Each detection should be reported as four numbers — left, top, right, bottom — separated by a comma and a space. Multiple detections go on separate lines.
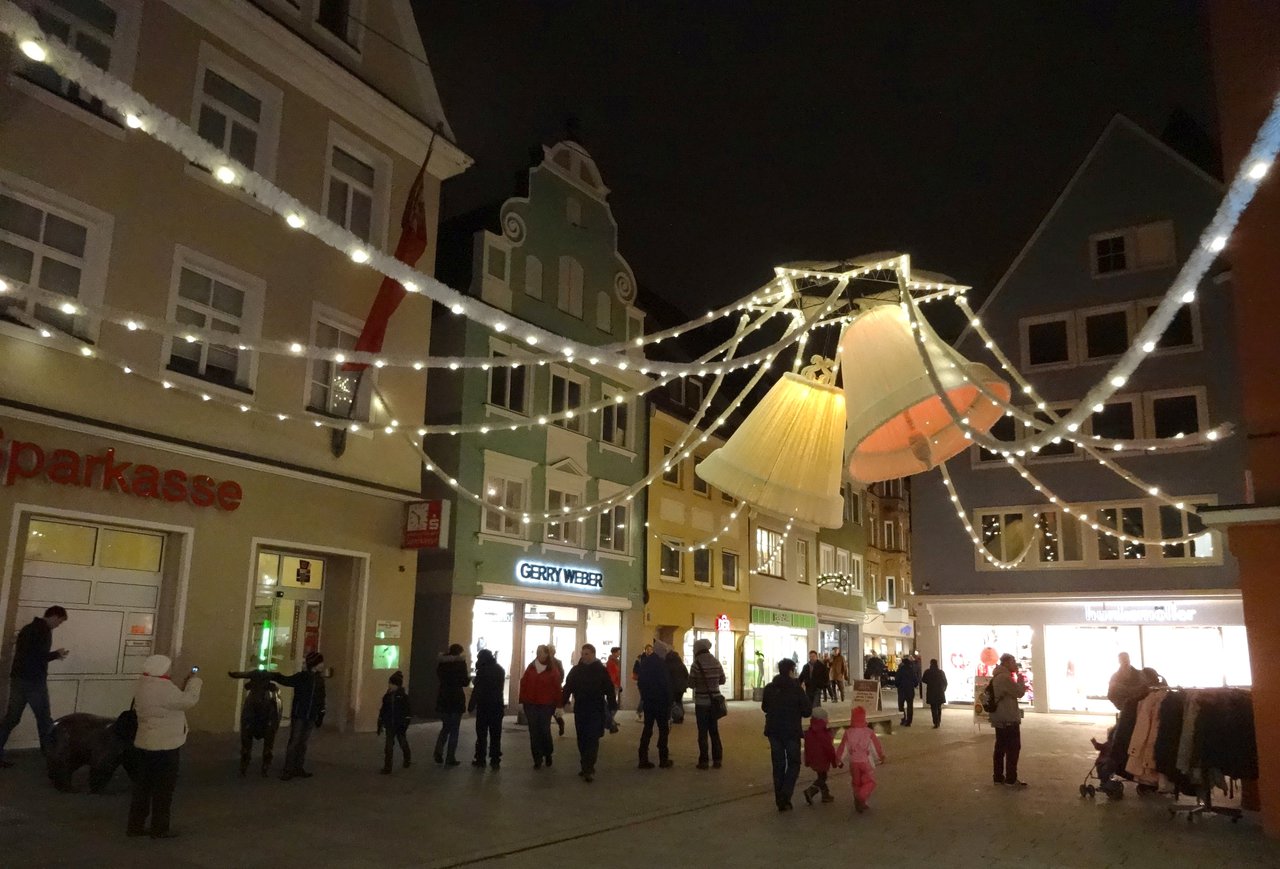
876, 598, 890, 614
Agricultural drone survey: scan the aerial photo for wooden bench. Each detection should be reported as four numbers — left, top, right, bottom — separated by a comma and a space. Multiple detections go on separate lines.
830, 711, 896, 736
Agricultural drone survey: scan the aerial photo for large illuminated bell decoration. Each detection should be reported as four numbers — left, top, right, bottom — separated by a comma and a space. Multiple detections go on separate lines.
840, 303, 1010, 484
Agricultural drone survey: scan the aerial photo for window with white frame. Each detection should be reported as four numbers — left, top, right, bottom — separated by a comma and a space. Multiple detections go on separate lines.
849, 554, 863, 592
193, 48, 281, 177
316, 0, 362, 50
978, 510, 1031, 562
0, 183, 107, 340
662, 445, 682, 486
1091, 221, 1175, 277
598, 503, 628, 554
1089, 398, 1139, 441
595, 291, 612, 333
755, 527, 784, 577
1147, 390, 1204, 439
835, 548, 851, 592
1080, 306, 1131, 360
308, 315, 368, 419
1022, 313, 1075, 368
1140, 300, 1199, 351
325, 143, 377, 244
819, 543, 835, 576
488, 350, 528, 414
549, 369, 586, 433
1034, 510, 1085, 563
886, 575, 897, 607
558, 256, 584, 317
1096, 505, 1146, 560
168, 252, 261, 390
721, 551, 739, 590
601, 388, 631, 449
524, 255, 543, 299
19, 0, 139, 120
483, 471, 527, 537
1092, 233, 1127, 275
660, 539, 682, 578
868, 571, 878, 604
693, 549, 711, 585
883, 520, 897, 550
692, 458, 710, 496
545, 490, 582, 547
686, 378, 704, 409
977, 414, 1017, 463
1030, 407, 1078, 458
627, 311, 644, 342
843, 486, 861, 524
1159, 503, 1214, 561
796, 539, 809, 583
486, 244, 508, 282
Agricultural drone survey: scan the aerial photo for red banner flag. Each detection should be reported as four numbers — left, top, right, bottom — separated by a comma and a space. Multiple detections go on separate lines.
342, 142, 434, 373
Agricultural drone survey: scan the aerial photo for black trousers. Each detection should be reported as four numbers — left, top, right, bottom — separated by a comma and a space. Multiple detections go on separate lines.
524, 704, 554, 762
768, 736, 801, 806
383, 729, 410, 768
284, 718, 314, 774
576, 729, 601, 774
127, 748, 179, 835
898, 694, 914, 725
804, 769, 831, 798
695, 703, 722, 763
434, 712, 461, 761
993, 723, 1022, 783
639, 706, 670, 762
929, 703, 943, 727
474, 708, 503, 764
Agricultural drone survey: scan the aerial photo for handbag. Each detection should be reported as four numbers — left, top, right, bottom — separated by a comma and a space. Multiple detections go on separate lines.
710, 693, 728, 720
115, 700, 138, 745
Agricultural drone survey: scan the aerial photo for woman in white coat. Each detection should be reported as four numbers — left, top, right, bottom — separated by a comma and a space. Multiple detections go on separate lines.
128, 654, 201, 839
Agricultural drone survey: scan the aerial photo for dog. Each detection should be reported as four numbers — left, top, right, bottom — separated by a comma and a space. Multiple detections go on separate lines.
46, 712, 136, 793
229, 670, 282, 776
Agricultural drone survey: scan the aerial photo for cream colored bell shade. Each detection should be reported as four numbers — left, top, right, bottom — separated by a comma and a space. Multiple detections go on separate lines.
841, 304, 1010, 484
695, 372, 847, 528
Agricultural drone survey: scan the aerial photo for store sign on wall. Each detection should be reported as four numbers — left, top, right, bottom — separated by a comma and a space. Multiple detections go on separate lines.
1083, 601, 1198, 624
1, 428, 243, 510
516, 560, 604, 590
750, 606, 818, 630
715, 613, 732, 632
403, 500, 450, 549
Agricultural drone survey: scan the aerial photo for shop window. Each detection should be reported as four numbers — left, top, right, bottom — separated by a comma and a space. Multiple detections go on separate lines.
693, 549, 711, 585
661, 444, 682, 486
721, 551, 739, 590
978, 510, 1031, 562
796, 539, 809, 583
601, 388, 630, 449
470, 599, 514, 701
755, 527, 784, 578
26, 519, 97, 565
819, 543, 835, 576
597, 504, 628, 554
488, 350, 528, 414
1081, 308, 1130, 360
325, 144, 377, 244
1141, 300, 1198, 351
486, 245, 508, 282
586, 609, 622, 667
194, 48, 281, 177
660, 539, 682, 579
977, 414, 1017, 463
19, 0, 139, 122
595, 292, 612, 333
168, 252, 261, 391
1148, 391, 1203, 439
308, 316, 369, 419
557, 256, 584, 318
1023, 315, 1074, 367
524, 255, 543, 299
549, 369, 586, 433
1159, 504, 1214, 560
545, 490, 582, 547
483, 474, 526, 537
1090, 400, 1138, 441
1096, 506, 1146, 560
98, 528, 164, 572
1035, 511, 1084, 564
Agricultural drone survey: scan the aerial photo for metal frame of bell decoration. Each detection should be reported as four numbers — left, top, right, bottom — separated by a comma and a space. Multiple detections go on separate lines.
695, 357, 846, 529
840, 303, 1011, 484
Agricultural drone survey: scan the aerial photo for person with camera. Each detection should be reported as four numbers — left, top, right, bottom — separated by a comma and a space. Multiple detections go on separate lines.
127, 655, 202, 838
990, 653, 1029, 787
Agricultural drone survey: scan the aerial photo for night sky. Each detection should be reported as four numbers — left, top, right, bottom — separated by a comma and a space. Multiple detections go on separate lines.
411, 1, 1215, 324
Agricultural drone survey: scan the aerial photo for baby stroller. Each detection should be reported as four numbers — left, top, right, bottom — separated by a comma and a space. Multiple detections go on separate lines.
1080, 729, 1125, 800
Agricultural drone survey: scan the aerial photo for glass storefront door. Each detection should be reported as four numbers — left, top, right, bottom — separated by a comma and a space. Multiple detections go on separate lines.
249, 551, 325, 722
1044, 625, 1141, 713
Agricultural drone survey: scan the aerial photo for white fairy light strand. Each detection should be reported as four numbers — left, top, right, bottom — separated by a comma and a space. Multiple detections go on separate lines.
937, 464, 1039, 570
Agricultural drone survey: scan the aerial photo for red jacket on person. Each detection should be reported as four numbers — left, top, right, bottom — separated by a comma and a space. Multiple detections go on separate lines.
803, 717, 839, 773
519, 662, 562, 706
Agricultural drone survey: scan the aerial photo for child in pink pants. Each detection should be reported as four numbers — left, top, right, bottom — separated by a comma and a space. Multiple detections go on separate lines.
836, 706, 887, 813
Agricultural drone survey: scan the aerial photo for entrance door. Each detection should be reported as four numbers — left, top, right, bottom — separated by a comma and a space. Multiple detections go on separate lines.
523, 623, 578, 673
247, 551, 325, 722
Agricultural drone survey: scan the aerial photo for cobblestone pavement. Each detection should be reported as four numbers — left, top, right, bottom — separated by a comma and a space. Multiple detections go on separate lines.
1, 700, 1276, 869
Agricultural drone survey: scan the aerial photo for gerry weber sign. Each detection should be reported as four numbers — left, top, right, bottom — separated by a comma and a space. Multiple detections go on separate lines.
1083, 601, 1198, 624
516, 560, 604, 591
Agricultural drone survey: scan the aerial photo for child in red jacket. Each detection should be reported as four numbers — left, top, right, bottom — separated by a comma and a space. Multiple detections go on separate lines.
802, 707, 839, 804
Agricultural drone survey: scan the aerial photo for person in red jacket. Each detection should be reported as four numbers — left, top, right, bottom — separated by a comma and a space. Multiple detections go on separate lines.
605, 647, 622, 734
518, 645, 562, 769
801, 707, 839, 805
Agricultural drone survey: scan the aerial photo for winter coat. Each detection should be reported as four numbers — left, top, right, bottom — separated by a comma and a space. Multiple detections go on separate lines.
637, 651, 671, 714
799, 660, 829, 691
271, 668, 327, 724
435, 653, 470, 715
562, 659, 617, 739
864, 656, 886, 680
761, 674, 812, 739
606, 656, 622, 689
133, 655, 202, 751
989, 664, 1027, 726
378, 687, 412, 735
9, 617, 57, 681
921, 666, 948, 706
469, 653, 506, 714
1107, 665, 1146, 711
895, 660, 918, 698
519, 661, 562, 707
689, 651, 726, 707
836, 712, 885, 768
828, 653, 848, 683
803, 718, 839, 773
665, 651, 689, 702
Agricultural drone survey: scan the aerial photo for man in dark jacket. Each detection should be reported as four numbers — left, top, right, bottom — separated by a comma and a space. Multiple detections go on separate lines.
468, 649, 505, 770
761, 658, 812, 811
665, 646, 689, 724
0, 606, 68, 766
562, 644, 617, 783
637, 640, 673, 769
798, 650, 829, 708
271, 650, 326, 780
377, 671, 412, 774
895, 657, 918, 727
434, 644, 469, 766
921, 658, 949, 728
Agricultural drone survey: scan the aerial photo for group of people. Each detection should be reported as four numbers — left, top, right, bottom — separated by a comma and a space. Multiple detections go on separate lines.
796, 648, 850, 705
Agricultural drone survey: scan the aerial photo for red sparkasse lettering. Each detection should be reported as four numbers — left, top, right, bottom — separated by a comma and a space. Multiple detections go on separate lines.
6, 441, 45, 486
190, 475, 216, 507
47, 449, 82, 485
133, 465, 163, 500
216, 480, 243, 512
161, 469, 188, 502
100, 449, 132, 495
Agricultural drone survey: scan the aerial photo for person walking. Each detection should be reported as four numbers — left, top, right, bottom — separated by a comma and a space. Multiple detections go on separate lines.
433, 644, 469, 767
895, 657, 918, 727
377, 671, 412, 774
272, 651, 326, 781
828, 648, 848, 703
921, 659, 948, 728
801, 707, 838, 805
689, 638, 725, 770
835, 705, 887, 814
605, 647, 623, 734
127, 655, 201, 838
0, 605, 69, 767
469, 649, 505, 770
547, 644, 567, 736
665, 644, 689, 725
990, 653, 1029, 787
761, 658, 811, 812
798, 650, 829, 709
636, 640, 673, 769
631, 643, 652, 722
561, 644, 617, 783
518, 645, 560, 769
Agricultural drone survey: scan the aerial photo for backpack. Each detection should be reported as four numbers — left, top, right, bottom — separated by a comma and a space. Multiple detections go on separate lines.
980, 680, 998, 714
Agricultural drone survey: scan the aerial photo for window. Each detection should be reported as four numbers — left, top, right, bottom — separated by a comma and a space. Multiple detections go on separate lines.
796, 540, 809, 584
524, 255, 543, 299
598, 504, 628, 554
486, 245, 508, 282
1090, 400, 1138, 441
316, 0, 361, 49
721, 489, 735, 505
819, 543, 835, 576
601, 389, 631, 449
886, 576, 897, 607
693, 549, 711, 585
692, 459, 710, 496
1081, 308, 1130, 360
1140, 300, 1198, 351
755, 527, 784, 577
1023, 315, 1074, 367
835, 548, 851, 591
1148, 391, 1203, 439
168, 253, 260, 390
1035, 511, 1084, 563
308, 316, 366, 419
721, 551, 739, 590
660, 539, 682, 578
326, 146, 376, 243
558, 256, 584, 317
627, 312, 644, 342
1091, 221, 1176, 276
977, 414, 1017, 463
20, 0, 138, 121
686, 378, 704, 408
849, 554, 863, 592
595, 291, 612, 332
1030, 407, 1077, 458
566, 196, 582, 227
193, 48, 281, 178
488, 351, 528, 414
549, 370, 586, 433
1097, 506, 1146, 560
979, 510, 1031, 562
1159, 504, 1214, 560
868, 572, 878, 604
883, 521, 897, 550
483, 475, 526, 537
545, 490, 582, 547
1093, 234, 1127, 274
843, 486, 861, 524
662, 445, 682, 486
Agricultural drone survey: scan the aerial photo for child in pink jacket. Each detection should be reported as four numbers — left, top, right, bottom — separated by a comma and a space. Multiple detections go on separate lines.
836, 706, 887, 813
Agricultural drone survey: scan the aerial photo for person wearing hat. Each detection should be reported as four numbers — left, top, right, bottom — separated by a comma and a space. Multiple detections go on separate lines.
835, 705, 887, 813
377, 671, 412, 774
761, 658, 812, 811
801, 706, 839, 805
989, 652, 1029, 787
128, 654, 201, 838
271, 651, 326, 781
688, 637, 726, 769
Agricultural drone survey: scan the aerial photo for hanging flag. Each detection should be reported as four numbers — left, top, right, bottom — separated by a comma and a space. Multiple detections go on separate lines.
342, 134, 437, 373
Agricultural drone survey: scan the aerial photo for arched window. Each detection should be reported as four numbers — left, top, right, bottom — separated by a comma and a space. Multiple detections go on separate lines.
558, 256, 583, 317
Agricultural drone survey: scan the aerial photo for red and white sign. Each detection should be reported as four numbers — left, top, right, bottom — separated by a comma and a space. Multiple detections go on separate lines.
1, 429, 243, 511
403, 499, 449, 549
715, 613, 732, 632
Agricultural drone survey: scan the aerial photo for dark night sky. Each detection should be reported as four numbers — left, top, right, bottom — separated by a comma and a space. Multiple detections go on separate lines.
411, 1, 1215, 322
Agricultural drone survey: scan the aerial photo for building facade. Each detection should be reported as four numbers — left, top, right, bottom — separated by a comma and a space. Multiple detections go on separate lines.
744, 509, 818, 699
0, 0, 469, 740
861, 477, 915, 668
413, 141, 648, 713
912, 116, 1248, 713
815, 482, 867, 663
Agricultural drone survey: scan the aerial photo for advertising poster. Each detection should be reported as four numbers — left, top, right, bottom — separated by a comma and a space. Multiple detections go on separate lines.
851, 679, 880, 714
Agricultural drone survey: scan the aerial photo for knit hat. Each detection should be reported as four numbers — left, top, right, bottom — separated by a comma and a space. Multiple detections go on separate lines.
142, 654, 171, 677
388, 671, 404, 687
851, 706, 868, 727
305, 651, 324, 669
652, 639, 671, 659
477, 649, 495, 665
693, 638, 712, 655
811, 706, 829, 721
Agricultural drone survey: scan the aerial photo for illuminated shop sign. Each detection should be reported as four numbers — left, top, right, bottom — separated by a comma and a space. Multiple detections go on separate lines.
715, 613, 732, 632
1083, 601, 1198, 624
516, 560, 603, 591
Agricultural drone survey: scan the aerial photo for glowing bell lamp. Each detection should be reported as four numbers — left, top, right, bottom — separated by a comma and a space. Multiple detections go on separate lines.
841, 304, 1010, 484
695, 362, 846, 528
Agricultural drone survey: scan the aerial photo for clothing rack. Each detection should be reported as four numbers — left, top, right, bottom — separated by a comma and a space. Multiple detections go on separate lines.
1159, 686, 1251, 825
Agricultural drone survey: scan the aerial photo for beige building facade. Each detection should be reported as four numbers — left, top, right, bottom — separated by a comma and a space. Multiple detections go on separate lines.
862, 477, 915, 667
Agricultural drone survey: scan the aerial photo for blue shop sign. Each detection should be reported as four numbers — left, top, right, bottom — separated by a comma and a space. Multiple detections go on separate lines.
516, 560, 604, 591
